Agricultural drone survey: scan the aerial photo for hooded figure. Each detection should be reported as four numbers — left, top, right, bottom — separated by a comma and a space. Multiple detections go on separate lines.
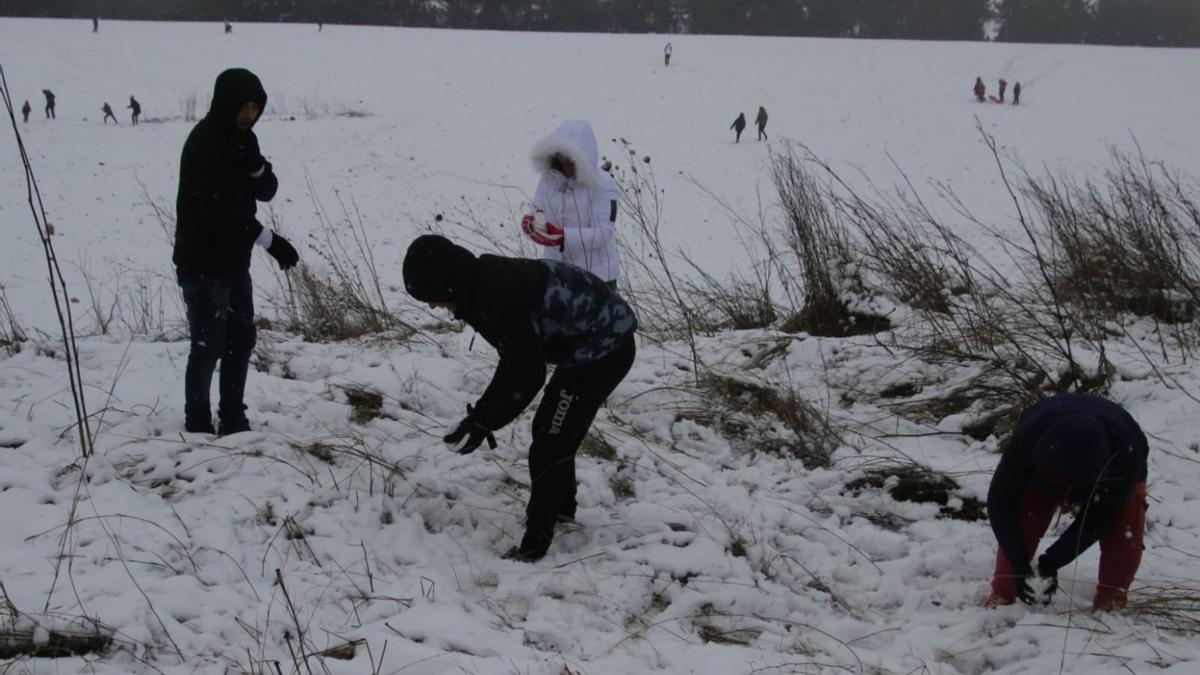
664, 42, 672, 66
973, 77, 985, 103
525, 120, 621, 285
173, 68, 299, 436
128, 95, 141, 125
101, 102, 117, 124
43, 89, 55, 119
1013, 81, 1022, 105
985, 393, 1149, 611
731, 112, 746, 142
22, 100, 32, 123
404, 234, 638, 562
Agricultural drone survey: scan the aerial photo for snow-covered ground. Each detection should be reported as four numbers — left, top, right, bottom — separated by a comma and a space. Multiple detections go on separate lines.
1, 17, 1199, 674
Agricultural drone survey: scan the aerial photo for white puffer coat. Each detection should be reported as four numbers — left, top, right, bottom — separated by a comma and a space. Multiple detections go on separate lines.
530, 119, 621, 282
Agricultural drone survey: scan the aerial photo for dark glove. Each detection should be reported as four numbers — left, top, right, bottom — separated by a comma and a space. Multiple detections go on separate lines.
1036, 556, 1060, 601
266, 232, 299, 271
443, 406, 496, 455
233, 131, 266, 175
1016, 559, 1058, 606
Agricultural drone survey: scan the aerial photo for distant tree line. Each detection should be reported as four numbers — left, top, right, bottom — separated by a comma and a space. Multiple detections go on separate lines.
3, 0, 1197, 47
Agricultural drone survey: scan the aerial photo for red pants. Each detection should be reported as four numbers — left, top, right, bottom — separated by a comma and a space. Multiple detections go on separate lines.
989, 481, 1146, 610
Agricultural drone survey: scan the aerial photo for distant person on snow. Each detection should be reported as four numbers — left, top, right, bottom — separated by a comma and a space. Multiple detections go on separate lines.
523, 119, 621, 289
1013, 82, 1022, 106
403, 234, 638, 562
43, 89, 56, 119
21, 100, 31, 123
101, 102, 117, 124
973, 77, 985, 103
755, 106, 768, 141
224, 19, 233, 33
998, 78, 1008, 103
92, 16, 99, 32
128, 95, 141, 125
985, 393, 1149, 611
174, 68, 299, 435
731, 112, 746, 142
664, 42, 672, 66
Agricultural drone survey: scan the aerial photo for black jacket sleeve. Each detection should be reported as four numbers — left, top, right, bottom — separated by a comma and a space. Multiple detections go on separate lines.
987, 436, 1036, 576
464, 258, 550, 431
1039, 478, 1135, 572
471, 317, 546, 431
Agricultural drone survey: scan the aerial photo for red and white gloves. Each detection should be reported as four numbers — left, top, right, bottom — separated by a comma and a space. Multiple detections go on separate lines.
521, 211, 564, 247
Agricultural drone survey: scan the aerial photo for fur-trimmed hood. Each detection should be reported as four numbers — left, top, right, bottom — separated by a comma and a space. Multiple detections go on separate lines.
531, 119, 602, 187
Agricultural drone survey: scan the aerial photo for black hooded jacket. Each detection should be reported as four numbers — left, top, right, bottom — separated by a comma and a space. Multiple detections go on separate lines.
987, 393, 1148, 575
173, 68, 277, 276
404, 235, 638, 431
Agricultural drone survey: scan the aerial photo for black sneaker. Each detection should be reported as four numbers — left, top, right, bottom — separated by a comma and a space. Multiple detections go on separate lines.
217, 418, 251, 436
185, 419, 215, 434
502, 546, 546, 563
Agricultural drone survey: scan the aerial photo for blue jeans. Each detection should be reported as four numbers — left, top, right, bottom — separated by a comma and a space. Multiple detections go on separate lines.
177, 269, 256, 432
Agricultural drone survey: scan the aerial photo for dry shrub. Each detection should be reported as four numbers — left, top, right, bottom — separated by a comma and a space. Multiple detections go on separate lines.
579, 429, 618, 460
609, 139, 703, 377
343, 385, 384, 424
771, 144, 891, 337
679, 262, 779, 331
845, 461, 986, 522
270, 181, 413, 342
1027, 148, 1200, 328
699, 373, 840, 469
1121, 581, 1200, 633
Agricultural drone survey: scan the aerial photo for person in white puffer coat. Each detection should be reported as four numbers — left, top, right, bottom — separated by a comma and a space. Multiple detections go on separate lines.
523, 119, 621, 288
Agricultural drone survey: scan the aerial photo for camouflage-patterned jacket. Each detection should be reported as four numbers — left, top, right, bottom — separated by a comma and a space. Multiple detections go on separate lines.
460, 256, 637, 431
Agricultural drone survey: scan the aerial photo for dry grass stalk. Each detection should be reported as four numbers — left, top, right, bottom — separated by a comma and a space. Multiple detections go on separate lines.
0, 285, 26, 356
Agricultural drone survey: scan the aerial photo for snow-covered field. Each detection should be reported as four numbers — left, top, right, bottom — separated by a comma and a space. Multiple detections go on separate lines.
1, 17, 1199, 674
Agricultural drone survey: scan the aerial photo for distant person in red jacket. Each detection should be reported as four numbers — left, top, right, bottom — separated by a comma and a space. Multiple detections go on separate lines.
973, 77, 985, 103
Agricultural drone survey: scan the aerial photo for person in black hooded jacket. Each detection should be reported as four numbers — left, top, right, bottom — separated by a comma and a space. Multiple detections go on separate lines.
403, 234, 638, 562
174, 68, 300, 435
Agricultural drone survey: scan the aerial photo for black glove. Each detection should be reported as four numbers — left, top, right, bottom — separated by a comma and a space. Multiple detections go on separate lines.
233, 131, 266, 175
443, 406, 496, 455
1015, 559, 1059, 606
266, 232, 299, 271
1036, 555, 1060, 602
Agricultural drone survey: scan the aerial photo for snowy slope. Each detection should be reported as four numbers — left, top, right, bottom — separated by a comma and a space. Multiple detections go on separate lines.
0, 17, 1199, 675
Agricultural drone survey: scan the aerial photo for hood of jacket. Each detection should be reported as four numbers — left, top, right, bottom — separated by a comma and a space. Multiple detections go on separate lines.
531, 119, 602, 187
207, 68, 267, 130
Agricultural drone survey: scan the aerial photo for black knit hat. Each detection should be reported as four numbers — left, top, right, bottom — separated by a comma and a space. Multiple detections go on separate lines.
402, 235, 478, 306
1032, 413, 1111, 489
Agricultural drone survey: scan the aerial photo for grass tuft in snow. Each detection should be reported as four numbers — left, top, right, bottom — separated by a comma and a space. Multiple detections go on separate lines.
845, 461, 986, 522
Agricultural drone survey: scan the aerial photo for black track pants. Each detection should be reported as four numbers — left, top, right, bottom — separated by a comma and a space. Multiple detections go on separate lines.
519, 335, 636, 557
